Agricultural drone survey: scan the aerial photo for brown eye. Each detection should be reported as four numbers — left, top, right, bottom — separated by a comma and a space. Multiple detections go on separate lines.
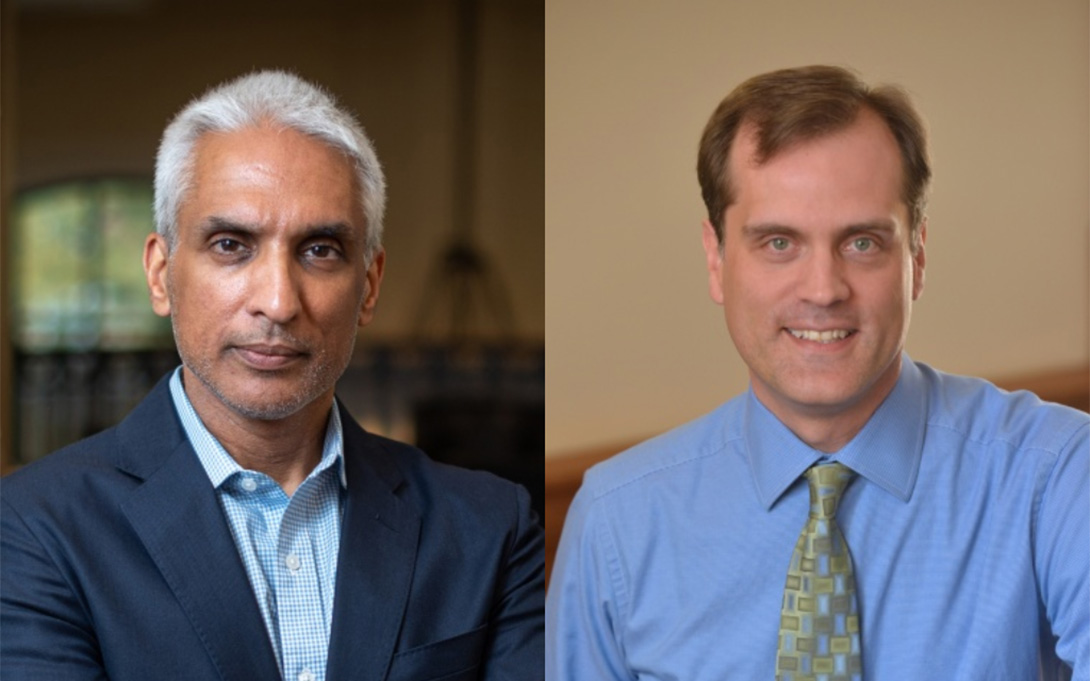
305, 244, 338, 258
212, 238, 244, 253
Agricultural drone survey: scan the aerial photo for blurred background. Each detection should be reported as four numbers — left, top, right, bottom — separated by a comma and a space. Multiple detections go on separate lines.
0, 0, 544, 515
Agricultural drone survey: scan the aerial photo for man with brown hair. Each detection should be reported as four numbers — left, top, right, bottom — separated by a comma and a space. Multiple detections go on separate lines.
546, 66, 1087, 680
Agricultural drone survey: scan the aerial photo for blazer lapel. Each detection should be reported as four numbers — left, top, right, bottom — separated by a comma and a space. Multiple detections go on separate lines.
116, 379, 282, 681
326, 411, 422, 681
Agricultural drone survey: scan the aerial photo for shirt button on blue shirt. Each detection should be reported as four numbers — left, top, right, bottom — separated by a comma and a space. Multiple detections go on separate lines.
241, 477, 258, 492
285, 554, 302, 572
298, 669, 314, 681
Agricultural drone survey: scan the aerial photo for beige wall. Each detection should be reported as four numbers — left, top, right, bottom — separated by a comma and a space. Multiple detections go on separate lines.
545, 0, 1089, 455
13, 0, 543, 343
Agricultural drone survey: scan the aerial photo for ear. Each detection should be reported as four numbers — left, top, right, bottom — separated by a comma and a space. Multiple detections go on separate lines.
358, 247, 386, 327
911, 220, 927, 301
701, 220, 725, 305
144, 233, 172, 317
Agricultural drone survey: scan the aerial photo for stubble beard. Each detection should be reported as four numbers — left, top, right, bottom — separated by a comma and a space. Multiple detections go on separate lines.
181, 339, 348, 421
169, 310, 354, 423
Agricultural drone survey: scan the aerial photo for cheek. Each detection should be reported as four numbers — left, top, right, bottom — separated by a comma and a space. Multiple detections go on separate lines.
316, 287, 366, 331
724, 262, 786, 315
168, 268, 244, 334
722, 283, 777, 344
899, 259, 917, 303
861, 266, 913, 322
169, 294, 213, 346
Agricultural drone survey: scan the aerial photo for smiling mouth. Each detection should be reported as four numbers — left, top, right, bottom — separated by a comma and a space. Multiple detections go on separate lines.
786, 328, 855, 344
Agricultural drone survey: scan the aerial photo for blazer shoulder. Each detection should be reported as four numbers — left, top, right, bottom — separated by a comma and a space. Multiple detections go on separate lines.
3, 374, 183, 513
2, 426, 124, 509
362, 431, 527, 517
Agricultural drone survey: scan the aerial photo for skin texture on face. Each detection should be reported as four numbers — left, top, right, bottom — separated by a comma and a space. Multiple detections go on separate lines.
145, 124, 384, 443
702, 110, 926, 452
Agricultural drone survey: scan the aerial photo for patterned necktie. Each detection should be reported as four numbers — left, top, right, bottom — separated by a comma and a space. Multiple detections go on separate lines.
776, 462, 862, 681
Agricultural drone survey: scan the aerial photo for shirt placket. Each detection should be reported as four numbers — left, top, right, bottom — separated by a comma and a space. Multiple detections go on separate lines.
276, 482, 330, 681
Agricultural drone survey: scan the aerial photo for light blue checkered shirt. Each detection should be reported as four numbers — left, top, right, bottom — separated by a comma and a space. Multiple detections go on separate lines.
169, 368, 345, 681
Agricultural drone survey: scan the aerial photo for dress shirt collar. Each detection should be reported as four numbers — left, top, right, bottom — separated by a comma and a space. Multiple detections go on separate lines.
743, 353, 927, 510
168, 366, 347, 490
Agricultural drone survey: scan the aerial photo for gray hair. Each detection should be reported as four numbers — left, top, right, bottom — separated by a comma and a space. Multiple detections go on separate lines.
154, 70, 386, 258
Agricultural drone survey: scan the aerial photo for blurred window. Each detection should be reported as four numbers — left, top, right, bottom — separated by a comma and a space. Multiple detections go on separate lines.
10, 178, 177, 465
13, 178, 172, 352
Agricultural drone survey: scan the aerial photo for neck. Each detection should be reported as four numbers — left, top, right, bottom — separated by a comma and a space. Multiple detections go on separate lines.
753, 356, 902, 453
182, 369, 331, 496
774, 409, 872, 453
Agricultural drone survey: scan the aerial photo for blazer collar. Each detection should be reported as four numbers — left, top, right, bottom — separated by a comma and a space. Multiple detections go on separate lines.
113, 374, 190, 481
326, 403, 422, 681
114, 377, 426, 681
114, 377, 284, 681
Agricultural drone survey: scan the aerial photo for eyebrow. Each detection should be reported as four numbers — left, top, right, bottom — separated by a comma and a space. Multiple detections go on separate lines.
196, 216, 356, 241
195, 216, 258, 241
741, 223, 802, 240
741, 220, 897, 240
301, 222, 354, 241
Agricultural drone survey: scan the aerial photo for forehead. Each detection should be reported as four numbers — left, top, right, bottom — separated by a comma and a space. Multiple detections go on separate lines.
727, 111, 906, 222
182, 125, 363, 228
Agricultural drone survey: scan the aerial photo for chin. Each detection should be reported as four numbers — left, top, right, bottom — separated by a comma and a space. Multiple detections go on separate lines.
209, 380, 324, 421
225, 395, 313, 421
772, 377, 868, 413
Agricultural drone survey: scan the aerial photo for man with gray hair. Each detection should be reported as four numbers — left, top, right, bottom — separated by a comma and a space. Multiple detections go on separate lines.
2, 71, 544, 681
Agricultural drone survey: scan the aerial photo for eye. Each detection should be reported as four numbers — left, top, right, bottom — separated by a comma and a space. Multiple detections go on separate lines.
303, 242, 343, 261
211, 237, 245, 254
769, 237, 790, 251
851, 237, 875, 252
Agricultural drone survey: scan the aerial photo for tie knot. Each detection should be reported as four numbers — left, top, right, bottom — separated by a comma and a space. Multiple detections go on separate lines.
804, 462, 855, 519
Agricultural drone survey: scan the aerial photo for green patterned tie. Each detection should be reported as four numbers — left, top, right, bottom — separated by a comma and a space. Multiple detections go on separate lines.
776, 462, 862, 681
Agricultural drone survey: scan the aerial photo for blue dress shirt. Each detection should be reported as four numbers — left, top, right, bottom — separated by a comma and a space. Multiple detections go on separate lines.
546, 357, 1089, 680
170, 368, 346, 681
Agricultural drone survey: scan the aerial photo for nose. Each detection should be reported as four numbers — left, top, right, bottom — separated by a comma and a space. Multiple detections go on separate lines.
246, 248, 302, 324
797, 249, 850, 307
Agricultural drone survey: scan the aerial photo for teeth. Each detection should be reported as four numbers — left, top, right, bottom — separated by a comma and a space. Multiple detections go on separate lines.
788, 329, 851, 343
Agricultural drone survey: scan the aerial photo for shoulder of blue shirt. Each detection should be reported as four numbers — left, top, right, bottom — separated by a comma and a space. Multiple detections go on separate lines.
579, 358, 1089, 503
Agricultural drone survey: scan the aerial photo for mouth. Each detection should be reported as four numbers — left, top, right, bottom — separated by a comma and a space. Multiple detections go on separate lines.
785, 328, 856, 344
233, 343, 308, 369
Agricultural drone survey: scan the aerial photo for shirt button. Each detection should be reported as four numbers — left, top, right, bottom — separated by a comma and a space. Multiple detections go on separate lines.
240, 477, 258, 492
298, 669, 314, 681
285, 553, 301, 572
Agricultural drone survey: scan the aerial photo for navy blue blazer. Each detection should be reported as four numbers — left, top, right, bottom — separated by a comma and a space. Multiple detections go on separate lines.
1, 376, 545, 680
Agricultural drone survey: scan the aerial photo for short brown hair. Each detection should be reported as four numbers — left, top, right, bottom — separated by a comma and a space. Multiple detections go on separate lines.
697, 65, 931, 251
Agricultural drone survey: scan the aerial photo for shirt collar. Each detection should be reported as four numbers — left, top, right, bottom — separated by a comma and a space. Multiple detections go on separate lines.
168, 366, 347, 490
743, 353, 926, 509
